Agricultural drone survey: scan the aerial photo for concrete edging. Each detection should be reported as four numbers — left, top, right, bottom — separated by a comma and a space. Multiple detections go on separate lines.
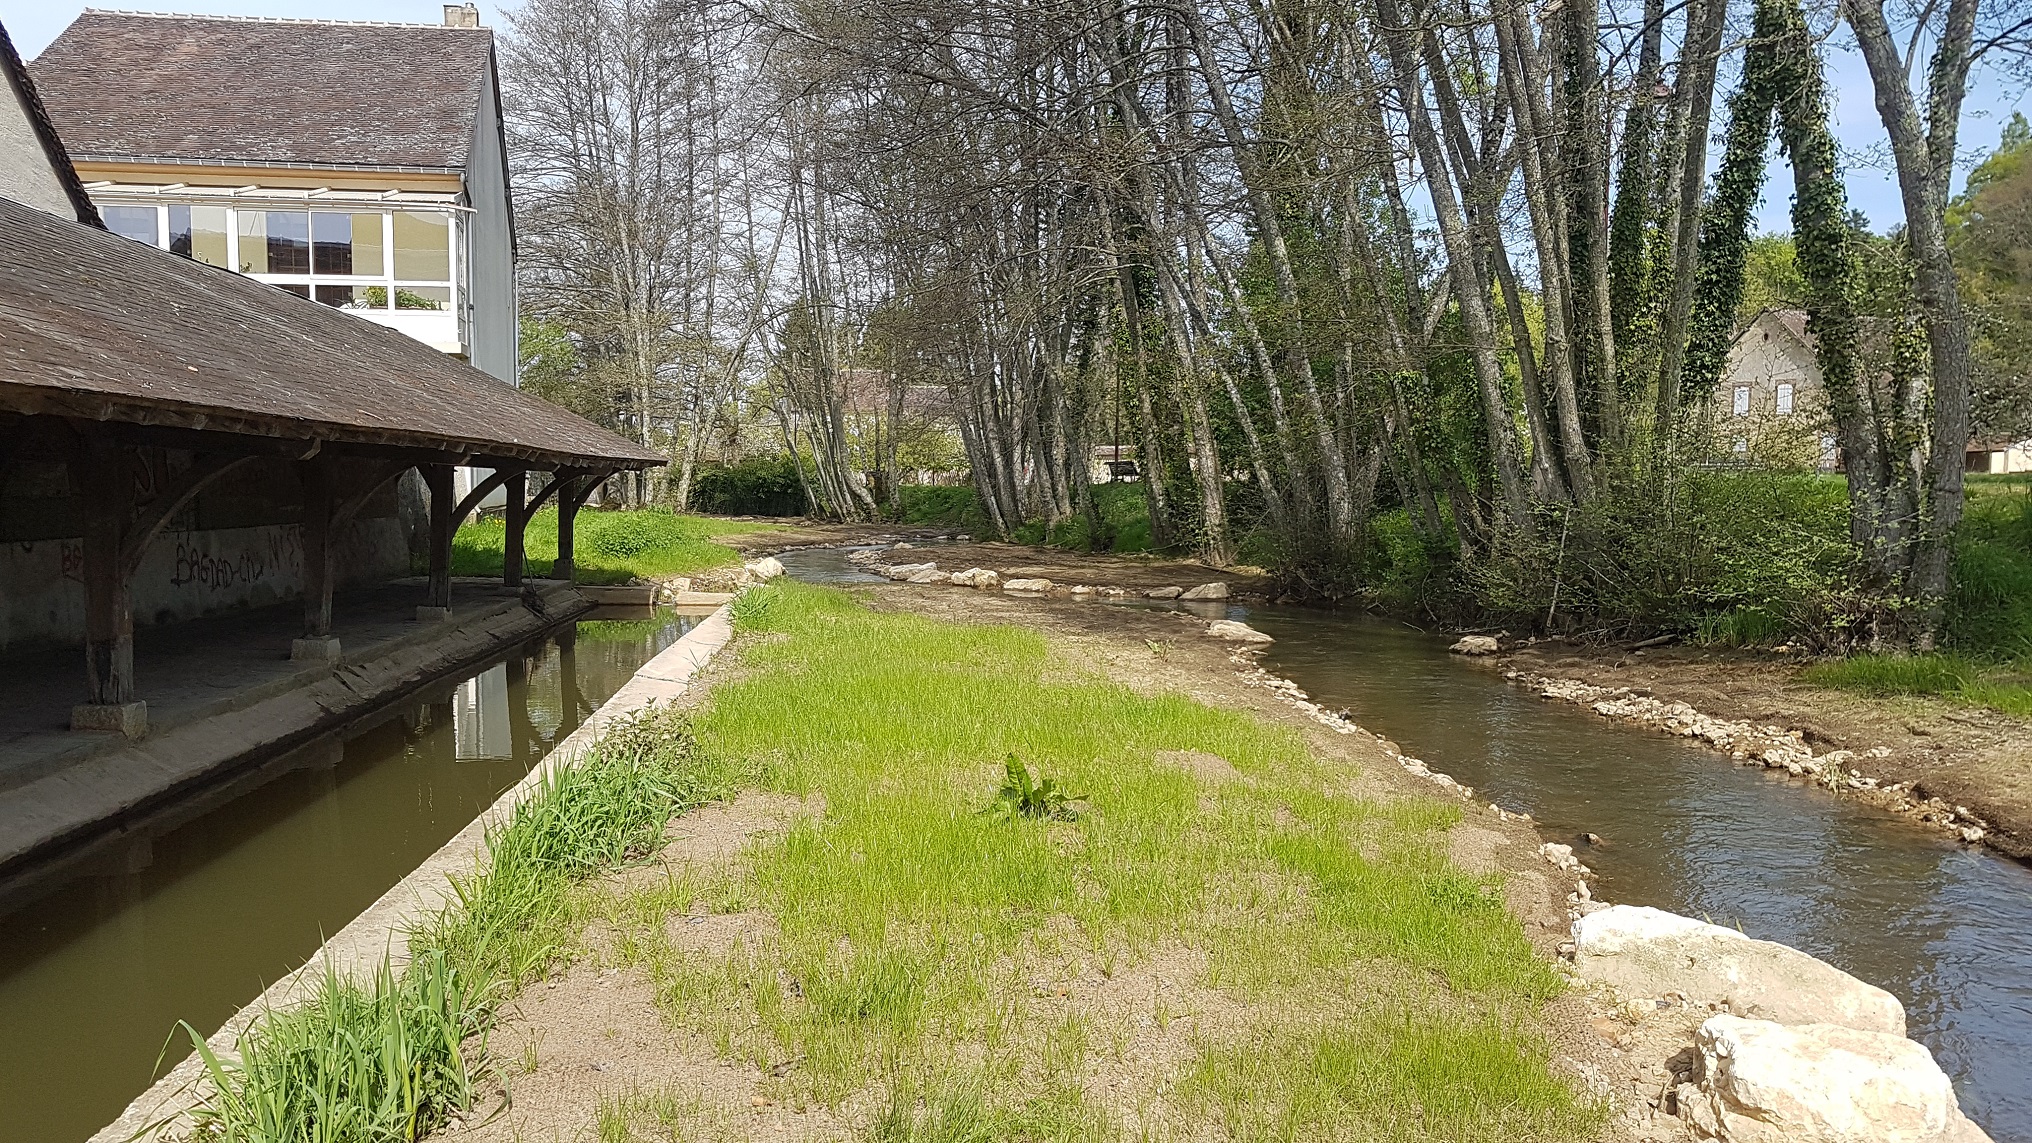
91, 602, 737, 1143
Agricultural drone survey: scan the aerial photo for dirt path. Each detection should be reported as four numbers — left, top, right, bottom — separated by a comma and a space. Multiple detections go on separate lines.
1495, 640, 2032, 860
430, 561, 1697, 1143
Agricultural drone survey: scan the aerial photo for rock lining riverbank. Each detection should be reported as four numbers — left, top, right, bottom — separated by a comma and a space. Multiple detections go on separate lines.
1505, 669, 1998, 851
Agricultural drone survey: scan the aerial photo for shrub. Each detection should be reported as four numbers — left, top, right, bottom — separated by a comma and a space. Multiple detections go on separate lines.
691, 456, 808, 517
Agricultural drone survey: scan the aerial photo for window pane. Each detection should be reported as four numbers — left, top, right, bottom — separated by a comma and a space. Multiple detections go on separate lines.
394, 285, 449, 310
271, 282, 310, 299
1733, 387, 1750, 416
263, 211, 310, 275
168, 205, 229, 267
1776, 383, 1795, 415
103, 205, 158, 245
312, 211, 385, 276
237, 211, 268, 272
392, 211, 450, 281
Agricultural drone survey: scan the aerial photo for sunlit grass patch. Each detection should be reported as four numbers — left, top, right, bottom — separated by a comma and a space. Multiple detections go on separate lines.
602, 580, 1598, 1138
1802, 652, 2032, 717
453, 507, 778, 585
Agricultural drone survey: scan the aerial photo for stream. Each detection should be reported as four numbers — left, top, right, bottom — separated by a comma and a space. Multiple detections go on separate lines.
0, 607, 698, 1143
783, 546, 2032, 1142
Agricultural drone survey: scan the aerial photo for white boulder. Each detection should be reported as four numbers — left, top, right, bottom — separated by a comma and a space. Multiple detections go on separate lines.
1449, 635, 1501, 655
1573, 906, 1905, 1035
743, 556, 786, 581
879, 562, 937, 581
1003, 578, 1053, 593
948, 568, 1000, 589
1145, 586, 1183, 600
1207, 620, 1273, 644
1679, 1015, 1992, 1143
1180, 581, 1229, 601
905, 568, 949, 584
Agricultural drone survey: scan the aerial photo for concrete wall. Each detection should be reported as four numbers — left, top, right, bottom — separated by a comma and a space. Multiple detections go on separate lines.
0, 68, 74, 217
464, 58, 516, 386
0, 518, 408, 652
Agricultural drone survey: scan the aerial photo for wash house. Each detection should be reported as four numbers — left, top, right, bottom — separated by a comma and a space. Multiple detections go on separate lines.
0, 22, 661, 739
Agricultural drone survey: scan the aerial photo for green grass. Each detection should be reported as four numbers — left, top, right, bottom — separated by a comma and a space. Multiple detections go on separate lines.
184, 708, 738, 1142
590, 581, 1598, 1140
1804, 477, 2032, 718
452, 507, 776, 586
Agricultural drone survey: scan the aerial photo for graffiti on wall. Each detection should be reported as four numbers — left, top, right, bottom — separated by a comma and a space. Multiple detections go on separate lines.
167, 527, 302, 591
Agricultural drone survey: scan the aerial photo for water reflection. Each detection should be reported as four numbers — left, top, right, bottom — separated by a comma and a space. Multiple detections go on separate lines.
0, 607, 698, 1143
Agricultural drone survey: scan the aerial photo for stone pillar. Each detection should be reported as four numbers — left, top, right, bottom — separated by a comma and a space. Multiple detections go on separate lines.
419, 463, 455, 621
503, 469, 528, 588
72, 436, 145, 737
292, 458, 342, 663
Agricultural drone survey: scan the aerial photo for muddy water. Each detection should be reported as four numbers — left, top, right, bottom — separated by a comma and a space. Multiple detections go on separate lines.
781, 548, 2032, 1141
0, 607, 698, 1143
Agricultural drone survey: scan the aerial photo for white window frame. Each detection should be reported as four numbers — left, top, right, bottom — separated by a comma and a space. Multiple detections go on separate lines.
1733, 386, 1751, 417
1776, 382, 1795, 415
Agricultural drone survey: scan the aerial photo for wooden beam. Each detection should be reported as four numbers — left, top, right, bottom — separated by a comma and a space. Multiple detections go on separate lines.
421, 464, 454, 617
552, 469, 612, 584
295, 456, 340, 659
503, 469, 528, 588
72, 435, 144, 736
117, 452, 260, 579
449, 467, 519, 534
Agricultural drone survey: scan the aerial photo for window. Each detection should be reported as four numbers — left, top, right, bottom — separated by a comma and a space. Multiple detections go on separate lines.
393, 211, 450, 280
1733, 386, 1750, 416
1776, 382, 1795, 415
312, 211, 385, 276
103, 205, 159, 245
168, 205, 229, 268
1733, 436, 1748, 455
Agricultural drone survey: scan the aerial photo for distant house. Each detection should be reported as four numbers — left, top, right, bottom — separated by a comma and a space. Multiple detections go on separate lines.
1720, 308, 2032, 474
31, 5, 517, 498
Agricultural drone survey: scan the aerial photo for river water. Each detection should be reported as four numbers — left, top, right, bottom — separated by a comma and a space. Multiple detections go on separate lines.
783, 548, 2032, 1142
0, 607, 697, 1143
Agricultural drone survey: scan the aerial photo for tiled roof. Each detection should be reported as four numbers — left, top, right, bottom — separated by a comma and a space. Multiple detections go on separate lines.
0, 196, 662, 469
30, 11, 494, 170
0, 20, 100, 226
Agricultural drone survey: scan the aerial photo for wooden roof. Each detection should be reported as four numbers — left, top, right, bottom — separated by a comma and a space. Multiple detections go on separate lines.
0, 196, 662, 469
31, 11, 495, 171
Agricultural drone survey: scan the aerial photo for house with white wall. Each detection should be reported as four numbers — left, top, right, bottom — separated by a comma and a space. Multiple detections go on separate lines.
31, 5, 517, 500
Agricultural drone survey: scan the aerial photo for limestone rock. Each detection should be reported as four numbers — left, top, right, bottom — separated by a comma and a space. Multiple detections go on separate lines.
1180, 581, 1229, 601
1207, 620, 1273, 644
1679, 1015, 1992, 1143
743, 556, 785, 581
879, 562, 936, 581
949, 568, 1000, 589
1449, 635, 1501, 655
1574, 906, 1905, 1035
846, 548, 882, 565
1145, 586, 1183, 600
1003, 578, 1053, 593
905, 568, 949, 584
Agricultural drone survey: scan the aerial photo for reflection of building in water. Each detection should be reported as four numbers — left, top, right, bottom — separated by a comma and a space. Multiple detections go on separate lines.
453, 663, 512, 761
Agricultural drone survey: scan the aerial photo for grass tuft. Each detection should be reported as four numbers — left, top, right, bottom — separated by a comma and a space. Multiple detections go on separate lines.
184, 707, 732, 1142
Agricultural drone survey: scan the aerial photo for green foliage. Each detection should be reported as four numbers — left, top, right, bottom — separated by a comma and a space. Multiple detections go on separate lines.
896, 485, 991, 531
453, 507, 771, 585
518, 317, 610, 426
691, 456, 809, 517
184, 953, 479, 1143
984, 754, 1082, 821
1802, 653, 1978, 696
1949, 113, 2032, 439
186, 708, 725, 1142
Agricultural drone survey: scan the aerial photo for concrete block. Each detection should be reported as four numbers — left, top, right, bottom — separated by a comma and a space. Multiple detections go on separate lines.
415, 606, 453, 623
71, 701, 147, 738
290, 637, 343, 664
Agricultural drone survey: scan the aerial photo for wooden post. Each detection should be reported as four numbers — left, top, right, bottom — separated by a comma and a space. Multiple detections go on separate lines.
72, 436, 145, 737
420, 463, 455, 620
293, 457, 342, 662
554, 475, 582, 583
503, 469, 528, 588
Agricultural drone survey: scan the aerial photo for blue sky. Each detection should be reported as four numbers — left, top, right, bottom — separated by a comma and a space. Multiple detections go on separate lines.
2, 0, 2025, 235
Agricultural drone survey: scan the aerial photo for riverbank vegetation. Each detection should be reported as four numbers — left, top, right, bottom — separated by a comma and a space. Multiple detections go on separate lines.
452, 507, 770, 585
580, 580, 1597, 1138
183, 707, 726, 1140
